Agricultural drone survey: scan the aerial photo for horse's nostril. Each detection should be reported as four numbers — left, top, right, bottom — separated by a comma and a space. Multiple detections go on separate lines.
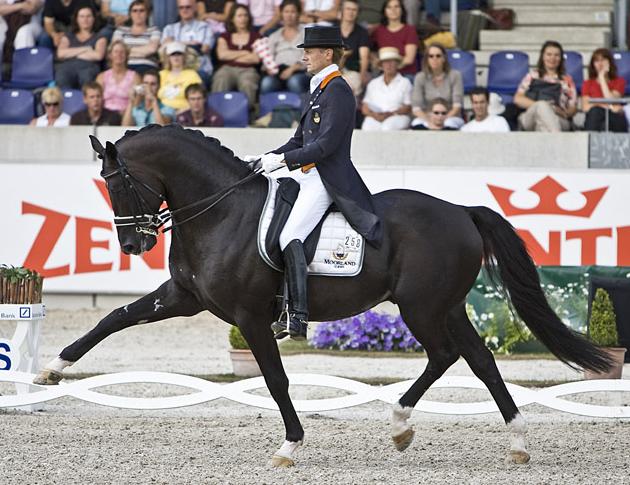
122, 244, 137, 255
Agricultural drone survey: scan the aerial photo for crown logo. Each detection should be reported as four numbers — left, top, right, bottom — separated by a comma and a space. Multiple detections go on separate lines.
487, 176, 608, 218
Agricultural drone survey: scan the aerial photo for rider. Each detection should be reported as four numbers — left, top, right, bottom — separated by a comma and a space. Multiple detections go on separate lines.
247, 25, 382, 340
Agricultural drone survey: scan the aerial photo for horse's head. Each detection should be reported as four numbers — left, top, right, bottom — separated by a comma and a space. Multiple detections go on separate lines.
91, 135, 165, 256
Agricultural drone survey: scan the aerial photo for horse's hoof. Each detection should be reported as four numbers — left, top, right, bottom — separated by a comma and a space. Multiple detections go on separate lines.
392, 427, 415, 452
270, 455, 295, 468
506, 450, 530, 464
32, 369, 63, 386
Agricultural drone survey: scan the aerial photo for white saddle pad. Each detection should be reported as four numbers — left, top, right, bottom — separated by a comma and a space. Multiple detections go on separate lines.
257, 176, 365, 276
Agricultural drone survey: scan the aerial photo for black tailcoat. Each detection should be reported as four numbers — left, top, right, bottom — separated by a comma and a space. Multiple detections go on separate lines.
273, 74, 383, 247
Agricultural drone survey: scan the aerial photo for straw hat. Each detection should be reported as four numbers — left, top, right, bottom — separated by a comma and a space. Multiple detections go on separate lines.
378, 47, 402, 64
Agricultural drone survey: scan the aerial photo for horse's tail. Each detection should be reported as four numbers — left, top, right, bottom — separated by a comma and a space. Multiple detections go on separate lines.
466, 205, 612, 373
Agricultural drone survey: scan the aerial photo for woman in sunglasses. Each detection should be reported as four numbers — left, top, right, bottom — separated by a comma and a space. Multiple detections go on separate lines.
411, 42, 464, 129
411, 97, 458, 130
30, 87, 71, 127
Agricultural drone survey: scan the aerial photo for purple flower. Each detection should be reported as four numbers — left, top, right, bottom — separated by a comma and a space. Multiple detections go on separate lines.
310, 310, 423, 352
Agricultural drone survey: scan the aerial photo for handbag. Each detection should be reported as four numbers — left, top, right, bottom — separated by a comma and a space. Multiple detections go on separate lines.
525, 79, 562, 104
484, 8, 515, 30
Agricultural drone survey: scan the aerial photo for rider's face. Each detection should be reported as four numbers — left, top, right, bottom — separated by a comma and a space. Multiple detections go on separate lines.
303, 48, 331, 75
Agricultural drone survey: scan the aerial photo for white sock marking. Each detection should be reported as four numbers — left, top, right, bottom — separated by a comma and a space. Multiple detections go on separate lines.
275, 439, 302, 459
46, 356, 74, 373
508, 413, 528, 453
392, 402, 413, 436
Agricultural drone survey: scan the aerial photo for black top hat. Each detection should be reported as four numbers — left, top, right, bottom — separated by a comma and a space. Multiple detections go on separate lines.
297, 26, 346, 48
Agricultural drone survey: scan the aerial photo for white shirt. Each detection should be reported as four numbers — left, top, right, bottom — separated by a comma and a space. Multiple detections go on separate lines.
362, 73, 412, 113
310, 63, 339, 94
461, 114, 510, 133
34, 112, 70, 127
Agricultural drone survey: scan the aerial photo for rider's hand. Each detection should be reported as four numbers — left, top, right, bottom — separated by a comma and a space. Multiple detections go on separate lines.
242, 154, 262, 162
261, 153, 285, 173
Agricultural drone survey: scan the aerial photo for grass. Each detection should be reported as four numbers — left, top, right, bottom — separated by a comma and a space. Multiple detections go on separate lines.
278, 339, 556, 360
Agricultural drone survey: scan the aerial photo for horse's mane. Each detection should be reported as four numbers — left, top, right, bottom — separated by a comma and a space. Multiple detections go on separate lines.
116, 124, 243, 166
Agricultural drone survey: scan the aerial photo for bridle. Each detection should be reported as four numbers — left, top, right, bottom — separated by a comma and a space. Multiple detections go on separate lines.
101, 153, 262, 236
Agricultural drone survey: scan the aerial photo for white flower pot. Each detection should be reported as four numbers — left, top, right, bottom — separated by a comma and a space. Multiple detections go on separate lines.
229, 349, 262, 377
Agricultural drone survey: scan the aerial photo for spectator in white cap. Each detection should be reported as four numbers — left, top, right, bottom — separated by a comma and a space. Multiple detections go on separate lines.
158, 40, 203, 111
461, 88, 510, 133
361, 47, 412, 131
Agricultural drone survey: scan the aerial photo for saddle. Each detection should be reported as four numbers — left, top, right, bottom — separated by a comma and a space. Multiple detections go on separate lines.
258, 176, 365, 277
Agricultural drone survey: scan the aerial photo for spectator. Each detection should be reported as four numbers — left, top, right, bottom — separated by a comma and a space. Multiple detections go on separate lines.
460, 88, 510, 133
410, 42, 463, 129
176, 83, 224, 126
196, 0, 235, 36
162, 0, 214, 82
40, 0, 99, 49
112, 0, 160, 75
101, 0, 133, 28
424, 0, 478, 27
370, 0, 418, 78
158, 41, 202, 111
55, 5, 107, 89
96, 39, 140, 113
212, 3, 260, 107
70, 81, 122, 125
339, 0, 370, 96
122, 69, 176, 126
239, 0, 281, 34
30, 86, 71, 126
514, 40, 577, 132
361, 47, 411, 131
0, 0, 43, 63
301, 0, 340, 27
259, 0, 307, 95
411, 97, 457, 130
582, 47, 627, 132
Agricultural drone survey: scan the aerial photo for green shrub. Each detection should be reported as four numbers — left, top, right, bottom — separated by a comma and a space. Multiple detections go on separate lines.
229, 326, 249, 349
588, 288, 619, 347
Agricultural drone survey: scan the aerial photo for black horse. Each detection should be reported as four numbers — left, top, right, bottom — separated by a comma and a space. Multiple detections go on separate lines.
34, 125, 610, 466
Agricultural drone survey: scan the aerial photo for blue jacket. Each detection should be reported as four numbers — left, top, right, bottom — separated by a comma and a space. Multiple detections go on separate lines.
273, 74, 383, 247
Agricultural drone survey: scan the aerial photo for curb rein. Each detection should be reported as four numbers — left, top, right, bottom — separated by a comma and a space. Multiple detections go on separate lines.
101, 154, 262, 236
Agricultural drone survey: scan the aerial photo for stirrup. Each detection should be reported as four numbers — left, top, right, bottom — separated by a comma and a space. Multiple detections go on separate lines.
271, 312, 308, 341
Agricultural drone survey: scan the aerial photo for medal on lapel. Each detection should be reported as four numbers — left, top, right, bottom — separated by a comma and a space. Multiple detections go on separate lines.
313, 112, 321, 124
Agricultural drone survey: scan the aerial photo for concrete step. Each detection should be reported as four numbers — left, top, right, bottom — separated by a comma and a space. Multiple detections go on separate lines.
479, 27, 612, 50
441, 7, 612, 27
492, 0, 614, 6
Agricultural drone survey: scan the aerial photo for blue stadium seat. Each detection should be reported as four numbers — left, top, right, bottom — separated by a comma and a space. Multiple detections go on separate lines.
259, 91, 303, 117
3, 47, 54, 89
563, 51, 584, 93
207, 91, 249, 127
447, 50, 476, 94
612, 51, 630, 94
0, 89, 35, 124
61, 89, 86, 115
487, 51, 529, 100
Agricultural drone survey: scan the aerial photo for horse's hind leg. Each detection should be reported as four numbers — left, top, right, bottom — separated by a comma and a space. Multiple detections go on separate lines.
33, 279, 202, 385
446, 303, 530, 464
391, 306, 460, 452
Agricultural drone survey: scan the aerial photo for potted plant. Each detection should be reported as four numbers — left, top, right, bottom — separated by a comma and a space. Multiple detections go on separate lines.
584, 288, 626, 380
228, 326, 261, 377
0, 266, 43, 304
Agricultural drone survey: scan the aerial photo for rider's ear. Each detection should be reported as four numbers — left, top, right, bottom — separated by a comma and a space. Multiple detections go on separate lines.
105, 141, 118, 162
90, 135, 105, 159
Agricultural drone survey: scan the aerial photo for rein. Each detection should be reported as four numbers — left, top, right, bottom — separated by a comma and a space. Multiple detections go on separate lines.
102, 154, 262, 235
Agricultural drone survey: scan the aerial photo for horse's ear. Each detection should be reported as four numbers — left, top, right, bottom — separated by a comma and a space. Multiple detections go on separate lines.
105, 141, 118, 162
89, 135, 105, 159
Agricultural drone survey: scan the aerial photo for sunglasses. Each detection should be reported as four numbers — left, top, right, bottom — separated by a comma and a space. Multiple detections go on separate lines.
432, 111, 447, 115
44, 102, 60, 107
178, 5, 193, 9
428, 54, 443, 58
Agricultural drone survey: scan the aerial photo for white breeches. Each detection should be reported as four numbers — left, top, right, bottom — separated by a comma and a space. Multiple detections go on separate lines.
0, 16, 42, 55
278, 168, 333, 251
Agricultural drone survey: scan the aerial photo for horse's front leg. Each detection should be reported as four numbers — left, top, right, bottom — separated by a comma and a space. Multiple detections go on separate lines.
237, 313, 304, 467
33, 279, 202, 385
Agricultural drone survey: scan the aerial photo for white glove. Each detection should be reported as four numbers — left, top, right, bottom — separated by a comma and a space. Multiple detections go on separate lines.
261, 153, 286, 173
242, 154, 262, 163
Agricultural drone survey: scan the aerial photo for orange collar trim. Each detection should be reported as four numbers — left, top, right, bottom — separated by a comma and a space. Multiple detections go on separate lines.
320, 71, 342, 89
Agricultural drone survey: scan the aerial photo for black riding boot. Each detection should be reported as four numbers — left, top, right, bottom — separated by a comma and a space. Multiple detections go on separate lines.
271, 239, 309, 340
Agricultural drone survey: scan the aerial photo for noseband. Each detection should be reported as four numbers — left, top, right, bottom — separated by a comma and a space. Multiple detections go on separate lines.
101, 152, 261, 235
